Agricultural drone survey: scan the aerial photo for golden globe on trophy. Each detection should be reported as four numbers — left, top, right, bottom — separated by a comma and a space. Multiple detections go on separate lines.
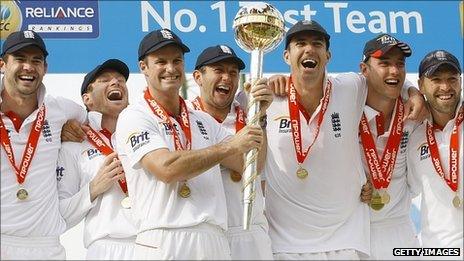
233, 2, 285, 230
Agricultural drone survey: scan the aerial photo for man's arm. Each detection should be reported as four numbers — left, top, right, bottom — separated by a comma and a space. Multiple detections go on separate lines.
57, 144, 94, 229
140, 125, 263, 183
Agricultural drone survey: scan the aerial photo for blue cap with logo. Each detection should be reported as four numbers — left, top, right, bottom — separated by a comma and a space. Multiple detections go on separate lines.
419, 50, 461, 78
1, 30, 48, 57
195, 45, 245, 70
138, 28, 190, 61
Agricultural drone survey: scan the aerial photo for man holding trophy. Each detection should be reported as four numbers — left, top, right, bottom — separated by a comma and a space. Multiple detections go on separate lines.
115, 29, 264, 259
191, 44, 273, 259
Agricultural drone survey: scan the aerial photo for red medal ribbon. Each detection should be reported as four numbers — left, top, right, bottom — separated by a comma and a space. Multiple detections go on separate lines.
359, 99, 404, 189
287, 76, 332, 165
191, 96, 246, 133
85, 126, 128, 195
0, 105, 46, 185
426, 106, 463, 192
144, 89, 191, 151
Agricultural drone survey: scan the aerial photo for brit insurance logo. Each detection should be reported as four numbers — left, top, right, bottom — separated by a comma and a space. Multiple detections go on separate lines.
127, 131, 150, 152
0, 1, 22, 40
2, 0, 99, 39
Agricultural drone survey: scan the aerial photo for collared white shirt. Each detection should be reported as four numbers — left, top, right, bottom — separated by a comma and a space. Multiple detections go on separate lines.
115, 94, 231, 234
361, 104, 420, 222
264, 72, 370, 255
0, 83, 86, 237
187, 99, 268, 229
407, 103, 463, 249
57, 111, 138, 248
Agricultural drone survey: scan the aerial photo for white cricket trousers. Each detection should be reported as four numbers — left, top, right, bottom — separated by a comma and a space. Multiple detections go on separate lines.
227, 225, 273, 260
274, 249, 360, 260
134, 223, 231, 260
86, 237, 135, 260
362, 215, 419, 260
1, 234, 65, 260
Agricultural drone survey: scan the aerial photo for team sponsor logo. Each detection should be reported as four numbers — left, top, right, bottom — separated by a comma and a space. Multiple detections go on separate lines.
196, 120, 209, 140
274, 115, 291, 133
418, 142, 430, 160
82, 148, 101, 160
126, 131, 150, 152
0, 0, 22, 40
42, 120, 52, 142
10, 0, 99, 38
160, 122, 179, 135
56, 166, 64, 181
331, 112, 342, 138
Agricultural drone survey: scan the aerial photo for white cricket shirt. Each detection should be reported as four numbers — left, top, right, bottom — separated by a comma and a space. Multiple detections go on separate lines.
264, 73, 370, 255
57, 111, 137, 248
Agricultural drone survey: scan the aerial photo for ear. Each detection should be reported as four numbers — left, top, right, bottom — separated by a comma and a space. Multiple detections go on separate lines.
360, 62, 368, 77
0, 58, 5, 74
326, 50, 331, 61
139, 60, 148, 76
283, 50, 290, 65
82, 91, 92, 109
192, 70, 202, 86
44, 61, 48, 74
418, 78, 424, 93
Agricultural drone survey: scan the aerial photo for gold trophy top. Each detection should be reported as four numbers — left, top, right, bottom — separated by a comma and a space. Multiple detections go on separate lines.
233, 2, 285, 53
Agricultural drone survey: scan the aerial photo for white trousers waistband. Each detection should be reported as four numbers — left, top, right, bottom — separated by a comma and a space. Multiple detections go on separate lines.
1, 234, 60, 248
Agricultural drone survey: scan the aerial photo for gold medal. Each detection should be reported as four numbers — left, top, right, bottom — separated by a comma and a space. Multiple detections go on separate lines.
296, 166, 308, 179
230, 171, 242, 182
179, 183, 191, 198
370, 191, 384, 211
16, 188, 28, 200
121, 196, 131, 209
381, 190, 390, 204
452, 195, 461, 208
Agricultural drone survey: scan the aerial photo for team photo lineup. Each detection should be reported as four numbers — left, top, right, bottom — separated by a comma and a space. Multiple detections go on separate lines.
0, 1, 463, 260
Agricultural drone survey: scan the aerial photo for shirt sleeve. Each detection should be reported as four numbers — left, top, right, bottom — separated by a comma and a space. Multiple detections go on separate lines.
406, 130, 422, 198
56, 143, 96, 230
400, 78, 418, 101
115, 106, 169, 169
57, 97, 87, 124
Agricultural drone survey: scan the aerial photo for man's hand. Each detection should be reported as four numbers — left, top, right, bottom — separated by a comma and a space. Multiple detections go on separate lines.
404, 88, 429, 122
268, 75, 288, 97
61, 119, 86, 142
89, 152, 125, 202
244, 78, 274, 115
227, 125, 263, 154
360, 180, 373, 204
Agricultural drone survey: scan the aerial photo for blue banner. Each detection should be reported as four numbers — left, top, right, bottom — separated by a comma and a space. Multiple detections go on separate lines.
1, 1, 462, 74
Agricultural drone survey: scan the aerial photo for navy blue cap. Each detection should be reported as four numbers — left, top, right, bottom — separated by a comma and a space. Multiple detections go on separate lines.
195, 45, 245, 70
362, 33, 412, 62
419, 50, 461, 77
81, 59, 129, 95
138, 29, 190, 61
1, 30, 48, 57
285, 20, 330, 49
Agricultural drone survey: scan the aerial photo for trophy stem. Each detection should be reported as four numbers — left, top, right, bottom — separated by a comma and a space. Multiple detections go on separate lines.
242, 49, 263, 230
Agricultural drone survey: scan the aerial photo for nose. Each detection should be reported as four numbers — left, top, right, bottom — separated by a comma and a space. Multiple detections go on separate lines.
22, 61, 35, 72
108, 77, 120, 86
388, 64, 401, 76
166, 62, 176, 73
438, 81, 452, 92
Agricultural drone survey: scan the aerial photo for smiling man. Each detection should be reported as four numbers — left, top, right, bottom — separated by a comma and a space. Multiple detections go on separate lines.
0, 30, 86, 260
407, 50, 463, 259
115, 29, 264, 259
191, 44, 273, 260
56, 59, 137, 259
